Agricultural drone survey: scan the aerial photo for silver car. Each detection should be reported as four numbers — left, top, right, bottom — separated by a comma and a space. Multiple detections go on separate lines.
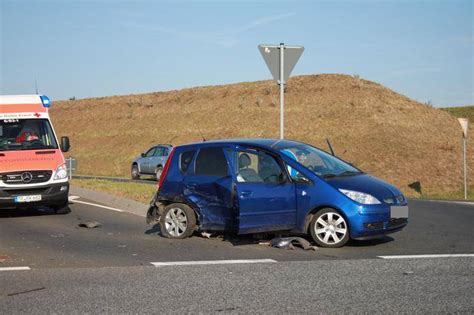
131, 144, 172, 180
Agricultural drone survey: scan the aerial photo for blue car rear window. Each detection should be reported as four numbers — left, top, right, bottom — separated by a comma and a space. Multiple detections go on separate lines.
195, 147, 228, 177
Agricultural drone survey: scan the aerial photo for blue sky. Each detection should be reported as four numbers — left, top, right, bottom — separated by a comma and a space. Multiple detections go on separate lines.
1, 0, 473, 107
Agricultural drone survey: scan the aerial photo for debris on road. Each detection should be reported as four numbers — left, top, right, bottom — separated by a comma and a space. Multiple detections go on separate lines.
78, 221, 102, 229
8, 287, 46, 297
201, 232, 212, 239
50, 233, 65, 238
0, 254, 10, 263
268, 237, 317, 251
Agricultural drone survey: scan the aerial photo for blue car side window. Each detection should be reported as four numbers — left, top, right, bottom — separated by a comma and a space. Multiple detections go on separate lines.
232, 150, 284, 184
180, 150, 196, 174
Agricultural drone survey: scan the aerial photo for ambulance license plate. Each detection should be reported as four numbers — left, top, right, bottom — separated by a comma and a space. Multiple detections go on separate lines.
15, 195, 42, 203
390, 206, 408, 218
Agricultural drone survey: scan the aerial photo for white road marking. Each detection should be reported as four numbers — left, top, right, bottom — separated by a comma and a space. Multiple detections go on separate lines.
151, 259, 277, 267
378, 254, 474, 259
419, 200, 474, 206
0, 267, 31, 271
69, 198, 124, 213
68, 195, 146, 217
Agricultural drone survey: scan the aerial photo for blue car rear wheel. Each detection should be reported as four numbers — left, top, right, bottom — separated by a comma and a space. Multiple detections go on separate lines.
159, 203, 196, 239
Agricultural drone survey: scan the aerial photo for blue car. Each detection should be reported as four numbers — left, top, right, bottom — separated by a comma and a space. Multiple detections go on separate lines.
147, 139, 408, 247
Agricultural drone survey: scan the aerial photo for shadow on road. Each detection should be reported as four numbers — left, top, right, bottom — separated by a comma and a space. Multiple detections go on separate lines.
0, 207, 56, 218
143, 226, 396, 249
145, 224, 161, 235
346, 236, 394, 247
0, 204, 72, 218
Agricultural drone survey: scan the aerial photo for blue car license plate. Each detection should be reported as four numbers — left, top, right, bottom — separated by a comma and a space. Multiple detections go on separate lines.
391, 206, 408, 219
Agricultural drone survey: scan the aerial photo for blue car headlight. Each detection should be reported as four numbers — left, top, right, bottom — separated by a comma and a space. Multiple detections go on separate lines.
339, 189, 381, 205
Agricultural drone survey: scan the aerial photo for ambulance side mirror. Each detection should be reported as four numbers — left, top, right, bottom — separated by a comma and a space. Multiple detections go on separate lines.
61, 136, 70, 153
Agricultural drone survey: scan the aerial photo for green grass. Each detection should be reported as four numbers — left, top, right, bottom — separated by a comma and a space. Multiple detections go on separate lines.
442, 105, 474, 122
71, 179, 156, 204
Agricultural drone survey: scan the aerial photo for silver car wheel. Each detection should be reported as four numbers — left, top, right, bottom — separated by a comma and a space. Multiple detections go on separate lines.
165, 207, 188, 237
155, 167, 163, 180
314, 212, 347, 245
132, 165, 139, 177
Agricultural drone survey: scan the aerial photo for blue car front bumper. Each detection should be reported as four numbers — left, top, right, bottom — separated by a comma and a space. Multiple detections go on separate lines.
348, 203, 408, 240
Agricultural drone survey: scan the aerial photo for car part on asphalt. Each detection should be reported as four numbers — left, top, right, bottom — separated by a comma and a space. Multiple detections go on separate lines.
269, 237, 317, 250
78, 221, 102, 229
201, 231, 212, 238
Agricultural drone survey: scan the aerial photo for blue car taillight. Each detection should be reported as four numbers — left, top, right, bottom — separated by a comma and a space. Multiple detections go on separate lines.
157, 148, 175, 192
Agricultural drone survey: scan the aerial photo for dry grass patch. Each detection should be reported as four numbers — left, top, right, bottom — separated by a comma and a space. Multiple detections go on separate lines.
52, 74, 472, 197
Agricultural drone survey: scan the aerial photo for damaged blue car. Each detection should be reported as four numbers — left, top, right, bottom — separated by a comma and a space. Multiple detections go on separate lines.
146, 139, 408, 248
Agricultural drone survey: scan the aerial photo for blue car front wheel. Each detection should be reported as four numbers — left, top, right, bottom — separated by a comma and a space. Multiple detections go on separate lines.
310, 208, 350, 248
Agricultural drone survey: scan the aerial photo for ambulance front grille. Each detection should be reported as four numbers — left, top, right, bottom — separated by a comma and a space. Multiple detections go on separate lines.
1, 170, 53, 185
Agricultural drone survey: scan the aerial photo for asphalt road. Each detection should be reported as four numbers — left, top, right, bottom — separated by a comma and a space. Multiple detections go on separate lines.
1, 197, 473, 313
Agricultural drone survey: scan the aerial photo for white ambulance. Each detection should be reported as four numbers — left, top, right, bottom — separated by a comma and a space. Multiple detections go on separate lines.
0, 95, 70, 213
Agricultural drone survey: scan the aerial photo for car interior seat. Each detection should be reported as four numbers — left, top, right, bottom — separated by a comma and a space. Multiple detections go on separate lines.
238, 153, 263, 182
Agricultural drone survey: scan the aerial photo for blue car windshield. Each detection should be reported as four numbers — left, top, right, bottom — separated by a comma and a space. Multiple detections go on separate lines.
277, 143, 362, 178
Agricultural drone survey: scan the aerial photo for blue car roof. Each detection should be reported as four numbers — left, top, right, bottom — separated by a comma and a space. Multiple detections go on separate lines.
176, 138, 301, 150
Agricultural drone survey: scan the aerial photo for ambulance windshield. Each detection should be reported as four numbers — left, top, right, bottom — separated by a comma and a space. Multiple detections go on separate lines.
0, 119, 58, 151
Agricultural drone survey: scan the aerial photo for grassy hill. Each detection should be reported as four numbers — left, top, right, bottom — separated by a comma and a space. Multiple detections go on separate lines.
50, 74, 472, 197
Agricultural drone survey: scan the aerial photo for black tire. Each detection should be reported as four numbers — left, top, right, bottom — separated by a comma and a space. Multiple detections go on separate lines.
155, 166, 163, 181
309, 208, 350, 248
131, 164, 140, 180
159, 203, 196, 239
53, 202, 71, 215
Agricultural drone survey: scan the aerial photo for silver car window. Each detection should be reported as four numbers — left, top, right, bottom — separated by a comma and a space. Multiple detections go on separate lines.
154, 147, 164, 157
145, 148, 156, 157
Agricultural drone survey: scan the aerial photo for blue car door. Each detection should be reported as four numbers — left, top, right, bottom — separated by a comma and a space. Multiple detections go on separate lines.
228, 147, 297, 234
183, 146, 235, 231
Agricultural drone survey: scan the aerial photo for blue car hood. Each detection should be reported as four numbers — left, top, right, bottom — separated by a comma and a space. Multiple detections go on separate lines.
325, 174, 402, 199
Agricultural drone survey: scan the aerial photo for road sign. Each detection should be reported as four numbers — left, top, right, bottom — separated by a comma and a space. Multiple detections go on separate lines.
458, 118, 469, 138
258, 44, 304, 83
258, 43, 304, 139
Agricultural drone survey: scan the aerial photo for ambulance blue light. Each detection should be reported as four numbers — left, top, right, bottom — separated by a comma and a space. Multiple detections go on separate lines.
40, 95, 51, 108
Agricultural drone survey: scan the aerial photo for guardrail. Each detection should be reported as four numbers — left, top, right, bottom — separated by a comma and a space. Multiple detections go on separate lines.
72, 174, 156, 185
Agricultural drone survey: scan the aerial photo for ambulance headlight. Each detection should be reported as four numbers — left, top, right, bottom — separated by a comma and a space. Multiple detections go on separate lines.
54, 164, 68, 180
40, 95, 51, 108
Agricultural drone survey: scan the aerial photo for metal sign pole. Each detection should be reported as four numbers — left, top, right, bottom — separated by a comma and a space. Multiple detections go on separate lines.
463, 136, 467, 199
258, 43, 303, 139
279, 43, 285, 139
458, 118, 469, 200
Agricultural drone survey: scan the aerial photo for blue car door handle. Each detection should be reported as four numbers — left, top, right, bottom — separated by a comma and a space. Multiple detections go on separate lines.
188, 182, 198, 187
240, 190, 252, 197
